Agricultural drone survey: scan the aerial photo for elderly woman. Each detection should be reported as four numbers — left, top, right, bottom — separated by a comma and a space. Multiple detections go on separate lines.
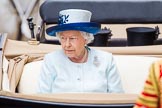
37, 9, 124, 93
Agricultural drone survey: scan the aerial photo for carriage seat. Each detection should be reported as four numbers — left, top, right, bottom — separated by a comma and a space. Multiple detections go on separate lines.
17, 55, 161, 94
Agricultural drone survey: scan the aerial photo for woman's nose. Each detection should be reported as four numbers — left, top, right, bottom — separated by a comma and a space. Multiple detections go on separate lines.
65, 38, 71, 47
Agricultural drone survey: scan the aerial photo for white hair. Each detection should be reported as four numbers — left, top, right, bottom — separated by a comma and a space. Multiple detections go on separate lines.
56, 31, 94, 44
80, 31, 94, 44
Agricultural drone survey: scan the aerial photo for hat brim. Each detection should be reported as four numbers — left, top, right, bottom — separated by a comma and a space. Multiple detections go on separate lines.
46, 22, 101, 36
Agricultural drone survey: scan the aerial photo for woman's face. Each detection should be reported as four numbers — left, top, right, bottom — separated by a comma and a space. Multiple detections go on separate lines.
59, 30, 87, 59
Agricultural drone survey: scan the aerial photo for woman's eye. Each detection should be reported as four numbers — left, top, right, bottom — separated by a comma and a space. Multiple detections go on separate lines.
70, 37, 77, 40
61, 37, 65, 40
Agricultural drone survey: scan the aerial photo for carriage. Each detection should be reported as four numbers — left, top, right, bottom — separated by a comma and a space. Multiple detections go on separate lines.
0, 0, 162, 107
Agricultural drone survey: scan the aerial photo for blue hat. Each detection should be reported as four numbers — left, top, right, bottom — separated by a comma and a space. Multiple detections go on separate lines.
46, 9, 101, 36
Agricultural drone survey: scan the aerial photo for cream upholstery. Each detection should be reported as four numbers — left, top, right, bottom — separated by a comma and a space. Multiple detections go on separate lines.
114, 55, 160, 94
18, 61, 43, 94
17, 55, 161, 94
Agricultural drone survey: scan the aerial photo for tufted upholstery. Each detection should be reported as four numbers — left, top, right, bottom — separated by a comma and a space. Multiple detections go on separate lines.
17, 55, 161, 94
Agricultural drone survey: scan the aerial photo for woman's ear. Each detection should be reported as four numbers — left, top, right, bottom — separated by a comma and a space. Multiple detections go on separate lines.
84, 39, 88, 45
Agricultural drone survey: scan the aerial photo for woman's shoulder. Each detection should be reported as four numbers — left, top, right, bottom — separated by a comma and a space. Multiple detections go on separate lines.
90, 48, 112, 57
44, 49, 64, 59
89, 48, 114, 65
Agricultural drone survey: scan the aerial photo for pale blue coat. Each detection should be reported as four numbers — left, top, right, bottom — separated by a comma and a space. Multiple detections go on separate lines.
37, 48, 124, 93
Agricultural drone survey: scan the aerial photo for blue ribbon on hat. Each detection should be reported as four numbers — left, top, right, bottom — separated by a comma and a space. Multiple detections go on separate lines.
47, 22, 101, 36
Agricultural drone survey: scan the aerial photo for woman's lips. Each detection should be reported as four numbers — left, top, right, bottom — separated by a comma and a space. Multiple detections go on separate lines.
65, 50, 74, 53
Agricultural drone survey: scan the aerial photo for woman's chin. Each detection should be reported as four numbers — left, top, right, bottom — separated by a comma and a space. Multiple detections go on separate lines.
66, 53, 75, 58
